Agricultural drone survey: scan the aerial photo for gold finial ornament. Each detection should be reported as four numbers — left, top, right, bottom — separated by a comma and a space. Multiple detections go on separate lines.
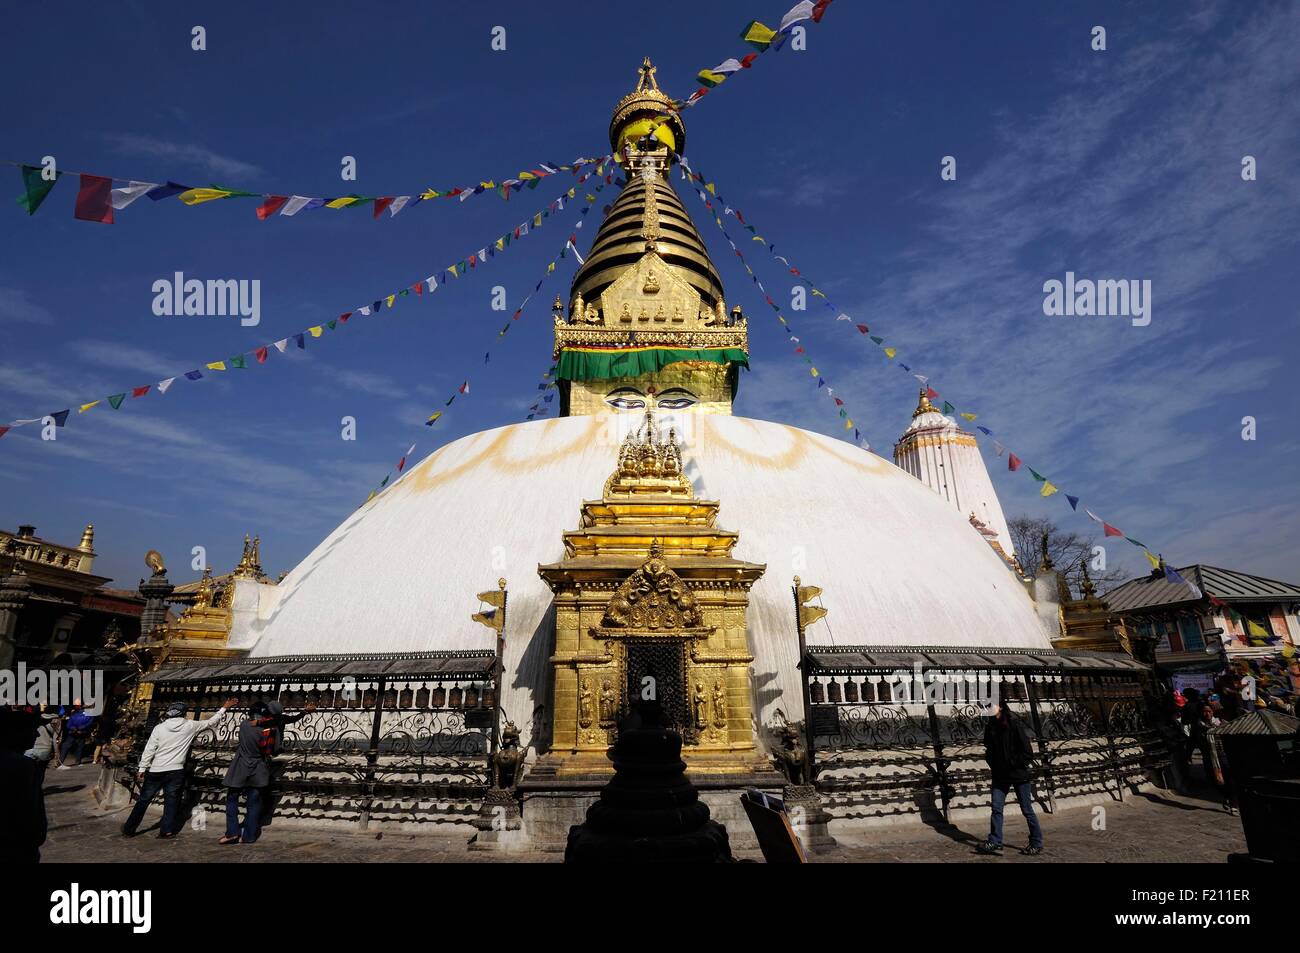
79, 524, 95, 552
913, 388, 940, 419
232, 533, 264, 579
144, 549, 166, 575
609, 56, 685, 158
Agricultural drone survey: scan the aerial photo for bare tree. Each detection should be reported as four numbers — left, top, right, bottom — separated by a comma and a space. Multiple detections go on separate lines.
1007, 515, 1129, 597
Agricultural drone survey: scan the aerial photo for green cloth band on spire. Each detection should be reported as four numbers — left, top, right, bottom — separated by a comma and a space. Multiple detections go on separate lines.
557, 347, 748, 382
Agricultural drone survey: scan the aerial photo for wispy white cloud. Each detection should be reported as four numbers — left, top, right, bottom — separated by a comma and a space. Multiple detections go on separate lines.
0, 286, 55, 325
105, 133, 264, 180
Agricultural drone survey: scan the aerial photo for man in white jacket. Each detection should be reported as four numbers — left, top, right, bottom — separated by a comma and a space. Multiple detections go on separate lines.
121, 698, 237, 839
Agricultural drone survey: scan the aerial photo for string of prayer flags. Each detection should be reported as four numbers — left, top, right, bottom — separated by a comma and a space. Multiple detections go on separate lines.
420, 187, 602, 431
4, 179, 597, 438
678, 1, 833, 108
696, 181, 870, 450
363, 444, 419, 507
9, 153, 606, 225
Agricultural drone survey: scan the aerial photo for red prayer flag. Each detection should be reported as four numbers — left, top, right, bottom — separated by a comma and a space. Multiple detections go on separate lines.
74, 174, 114, 224
255, 346, 268, 364
256, 195, 289, 220
1008, 454, 1022, 471
340, 312, 352, 323
856, 324, 869, 334
741, 53, 758, 68
925, 387, 939, 399
373, 196, 394, 218
413, 282, 423, 296
0, 426, 8, 439
131, 385, 150, 398
812, 0, 832, 21
1103, 523, 1124, 538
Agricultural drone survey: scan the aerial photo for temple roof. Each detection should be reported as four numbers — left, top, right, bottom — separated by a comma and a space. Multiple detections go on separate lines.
1103, 564, 1300, 612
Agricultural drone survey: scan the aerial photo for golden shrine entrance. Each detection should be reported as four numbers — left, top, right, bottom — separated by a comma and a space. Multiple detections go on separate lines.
535, 411, 770, 777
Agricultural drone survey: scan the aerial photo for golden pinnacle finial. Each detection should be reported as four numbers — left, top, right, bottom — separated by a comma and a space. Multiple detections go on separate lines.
913, 387, 938, 419
79, 523, 95, 552
638, 56, 659, 92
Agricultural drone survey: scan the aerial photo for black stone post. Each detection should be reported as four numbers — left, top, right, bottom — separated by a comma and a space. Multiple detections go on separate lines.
137, 569, 174, 641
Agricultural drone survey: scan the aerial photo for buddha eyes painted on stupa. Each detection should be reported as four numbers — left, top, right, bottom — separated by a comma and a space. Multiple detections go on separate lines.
604, 386, 699, 412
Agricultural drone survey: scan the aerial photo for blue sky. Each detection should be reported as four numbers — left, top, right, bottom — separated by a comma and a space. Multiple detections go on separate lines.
2, 0, 1297, 591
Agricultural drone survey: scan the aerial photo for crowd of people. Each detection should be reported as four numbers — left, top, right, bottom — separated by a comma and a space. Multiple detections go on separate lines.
1167, 664, 1298, 809
0, 696, 315, 863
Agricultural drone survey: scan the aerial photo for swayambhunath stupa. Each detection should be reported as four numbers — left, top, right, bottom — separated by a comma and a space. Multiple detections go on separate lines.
6, 1, 1298, 896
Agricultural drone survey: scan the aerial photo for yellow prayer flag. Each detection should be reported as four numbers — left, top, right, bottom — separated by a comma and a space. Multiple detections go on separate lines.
177, 188, 234, 205
547, 262, 556, 274
960, 412, 977, 421
811, 289, 826, 298
385, 295, 396, 308
533, 213, 543, 226
706, 183, 717, 195
884, 347, 897, 359
810, 367, 819, 377
495, 238, 505, 251
845, 419, 854, 430
752, 236, 765, 242
426, 411, 442, 424
366, 491, 376, 502
206, 361, 226, 371
79, 401, 100, 413
1041, 481, 1058, 498
742, 20, 777, 48
518, 171, 537, 181
1247, 619, 1271, 639
419, 189, 439, 200
308, 326, 323, 337
1143, 550, 1160, 569
326, 196, 359, 209
567, 188, 575, 198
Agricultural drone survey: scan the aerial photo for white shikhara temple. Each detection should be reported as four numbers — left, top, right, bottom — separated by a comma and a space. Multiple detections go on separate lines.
133, 60, 1161, 847
894, 389, 1017, 565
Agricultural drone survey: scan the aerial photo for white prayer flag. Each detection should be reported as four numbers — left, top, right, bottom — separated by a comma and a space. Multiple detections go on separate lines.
388, 196, 412, 217
111, 181, 158, 210
156, 377, 176, 394
280, 196, 313, 216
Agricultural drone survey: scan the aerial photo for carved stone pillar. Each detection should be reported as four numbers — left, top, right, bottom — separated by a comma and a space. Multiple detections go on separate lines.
0, 564, 32, 670
138, 569, 174, 641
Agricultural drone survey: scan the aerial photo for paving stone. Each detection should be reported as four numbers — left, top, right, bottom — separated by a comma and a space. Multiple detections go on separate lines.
38, 765, 1247, 863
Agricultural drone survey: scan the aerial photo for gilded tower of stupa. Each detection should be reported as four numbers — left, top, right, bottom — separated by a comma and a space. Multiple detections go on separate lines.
553, 58, 748, 417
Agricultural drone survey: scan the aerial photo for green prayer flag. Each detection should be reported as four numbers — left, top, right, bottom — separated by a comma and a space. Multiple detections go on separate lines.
870, 336, 883, 345
942, 401, 955, 414
229, 354, 247, 369
107, 393, 126, 409
16, 165, 61, 215
1028, 467, 1046, 482
327, 319, 337, 330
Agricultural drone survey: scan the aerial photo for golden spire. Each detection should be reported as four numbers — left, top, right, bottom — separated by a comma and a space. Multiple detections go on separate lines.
609, 56, 685, 157
78, 523, 94, 552
232, 533, 264, 579
912, 388, 939, 419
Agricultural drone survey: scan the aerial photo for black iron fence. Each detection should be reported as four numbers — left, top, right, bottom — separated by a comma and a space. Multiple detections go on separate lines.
799, 646, 1168, 822
138, 651, 498, 829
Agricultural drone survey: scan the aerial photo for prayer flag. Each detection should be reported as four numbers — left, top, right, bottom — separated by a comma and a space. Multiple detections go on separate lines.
110, 181, 157, 210
740, 19, 778, 50
1008, 454, 1022, 471
74, 174, 114, 224
16, 165, 61, 215
256, 195, 289, 219
107, 393, 126, 409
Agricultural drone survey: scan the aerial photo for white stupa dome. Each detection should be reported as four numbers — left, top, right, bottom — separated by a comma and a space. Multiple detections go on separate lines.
236, 413, 1050, 731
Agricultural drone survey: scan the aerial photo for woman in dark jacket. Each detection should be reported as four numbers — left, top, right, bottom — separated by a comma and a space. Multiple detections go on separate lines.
977, 704, 1044, 856
219, 704, 277, 845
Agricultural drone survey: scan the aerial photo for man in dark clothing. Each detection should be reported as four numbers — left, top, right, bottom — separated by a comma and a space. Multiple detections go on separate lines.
0, 708, 47, 864
57, 703, 96, 768
977, 704, 1044, 856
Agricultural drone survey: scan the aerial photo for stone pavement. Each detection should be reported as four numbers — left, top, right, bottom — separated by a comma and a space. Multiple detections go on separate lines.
39, 763, 1247, 863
